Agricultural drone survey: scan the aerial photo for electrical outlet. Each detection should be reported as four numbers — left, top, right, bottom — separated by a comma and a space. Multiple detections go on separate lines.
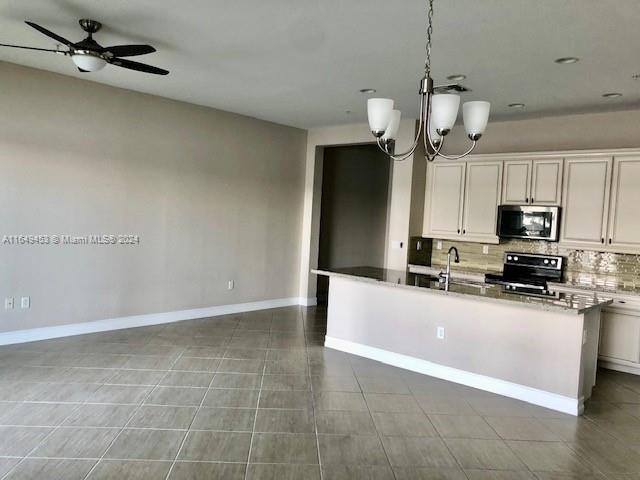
5, 297, 14, 310
436, 240, 442, 250
437, 326, 445, 339
228, 280, 234, 290
483, 245, 489, 254
21, 296, 30, 309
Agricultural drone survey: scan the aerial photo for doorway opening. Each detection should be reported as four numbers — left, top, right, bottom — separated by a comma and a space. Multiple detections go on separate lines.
316, 144, 391, 304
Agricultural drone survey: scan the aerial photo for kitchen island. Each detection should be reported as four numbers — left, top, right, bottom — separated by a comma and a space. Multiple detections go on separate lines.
313, 267, 613, 415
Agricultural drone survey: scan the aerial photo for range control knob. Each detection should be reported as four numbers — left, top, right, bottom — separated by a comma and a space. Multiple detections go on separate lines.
507, 256, 513, 261
551, 260, 556, 265
513, 256, 519, 261
544, 259, 549, 264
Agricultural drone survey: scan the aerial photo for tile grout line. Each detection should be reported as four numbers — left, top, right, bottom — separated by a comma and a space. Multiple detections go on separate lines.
242, 312, 272, 480
304, 309, 324, 480
0, 361, 130, 479
351, 359, 398, 480
0, 399, 86, 480
80, 332, 188, 480
163, 316, 242, 480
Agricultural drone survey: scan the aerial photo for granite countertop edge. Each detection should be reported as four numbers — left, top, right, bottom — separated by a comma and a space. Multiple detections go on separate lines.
313, 268, 612, 315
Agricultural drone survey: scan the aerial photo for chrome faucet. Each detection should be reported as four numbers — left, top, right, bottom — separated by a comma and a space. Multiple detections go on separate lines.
439, 246, 460, 291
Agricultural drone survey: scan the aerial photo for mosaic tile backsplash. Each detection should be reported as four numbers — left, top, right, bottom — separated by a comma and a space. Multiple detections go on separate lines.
430, 239, 640, 291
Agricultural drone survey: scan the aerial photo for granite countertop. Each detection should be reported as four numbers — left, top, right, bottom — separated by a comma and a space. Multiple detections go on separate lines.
313, 266, 612, 314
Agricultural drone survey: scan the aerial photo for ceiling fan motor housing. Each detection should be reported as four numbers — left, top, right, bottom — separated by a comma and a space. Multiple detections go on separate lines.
79, 19, 102, 35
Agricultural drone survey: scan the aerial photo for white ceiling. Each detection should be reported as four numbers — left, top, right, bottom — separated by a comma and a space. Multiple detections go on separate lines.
0, 0, 638, 128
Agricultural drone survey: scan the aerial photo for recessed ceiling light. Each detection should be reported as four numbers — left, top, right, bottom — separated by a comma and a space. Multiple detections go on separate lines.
508, 103, 526, 108
602, 92, 622, 98
359, 88, 376, 94
554, 57, 580, 64
446, 74, 466, 81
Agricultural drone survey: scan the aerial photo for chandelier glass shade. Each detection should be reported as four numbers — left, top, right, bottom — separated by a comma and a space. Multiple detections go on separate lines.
367, 0, 490, 161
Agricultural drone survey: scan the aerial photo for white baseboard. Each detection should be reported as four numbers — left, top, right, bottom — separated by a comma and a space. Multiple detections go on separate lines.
325, 335, 582, 416
0, 297, 308, 346
298, 296, 318, 307
599, 357, 640, 376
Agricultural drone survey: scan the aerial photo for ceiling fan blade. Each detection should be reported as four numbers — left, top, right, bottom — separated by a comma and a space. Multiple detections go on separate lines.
101, 44, 156, 57
25, 21, 74, 47
0, 43, 68, 54
109, 57, 169, 75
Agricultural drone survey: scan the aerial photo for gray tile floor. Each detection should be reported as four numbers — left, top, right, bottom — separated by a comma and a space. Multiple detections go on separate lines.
0, 306, 639, 479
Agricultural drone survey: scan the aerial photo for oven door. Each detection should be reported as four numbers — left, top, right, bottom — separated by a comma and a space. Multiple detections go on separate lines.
497, 206, 560, 241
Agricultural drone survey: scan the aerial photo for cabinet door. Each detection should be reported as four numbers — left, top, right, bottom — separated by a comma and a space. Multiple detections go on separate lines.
607, 156, 640, 251
531, 158, 563, 205
560, 156, 613, 247
502, 160, 531, 204
426, 162, 465, 237
600, 309, 640, 363
462, 161, 503, 241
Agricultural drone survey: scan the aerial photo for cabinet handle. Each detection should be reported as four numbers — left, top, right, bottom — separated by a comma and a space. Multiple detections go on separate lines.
457, 229, 460, 234
609, 238, 612, 244
463, 229, 466, 234
531, 197, 534, 203
525, 197, 529, 203
601, 238, 605, 244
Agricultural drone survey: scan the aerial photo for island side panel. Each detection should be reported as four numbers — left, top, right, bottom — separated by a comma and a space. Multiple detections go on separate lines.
326, 275, 585, 400
580, 308, 602, 402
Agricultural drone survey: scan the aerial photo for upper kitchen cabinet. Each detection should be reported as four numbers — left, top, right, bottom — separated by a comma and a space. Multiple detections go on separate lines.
502, 157, 563, 205
560, 156, 613, 248
462, 161, 503, 241
531, 158, 563, 205
607, 156, 640, 251
424, 162, 465, 238
424, 159, 502, 244
502, 160, 531, 204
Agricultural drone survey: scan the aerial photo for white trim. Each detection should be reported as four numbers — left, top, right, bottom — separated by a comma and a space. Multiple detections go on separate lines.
458, 147, 640, 163
0, 297, 306, 346
599, 358, 640, 376
298, 296, 318, 307
325, 335, 583, 416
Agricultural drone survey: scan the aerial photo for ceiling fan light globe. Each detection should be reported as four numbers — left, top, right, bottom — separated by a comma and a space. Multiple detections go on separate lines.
462, 101, 490, 136
367, 98, 394, 136
431, 94, 460, 132
71, 53, 107, 72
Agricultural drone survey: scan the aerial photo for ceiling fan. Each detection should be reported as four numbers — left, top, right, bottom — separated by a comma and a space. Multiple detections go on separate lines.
0, 19, 169, 75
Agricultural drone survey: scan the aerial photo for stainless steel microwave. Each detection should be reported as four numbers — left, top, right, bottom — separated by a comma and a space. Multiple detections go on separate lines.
497, 205, 561, 241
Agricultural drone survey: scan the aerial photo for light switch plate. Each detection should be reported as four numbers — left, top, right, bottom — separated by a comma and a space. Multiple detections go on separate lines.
436, 241, 443, 250
21, 296, 30, 309
483, 245, 489, 254
437, 326, 445, 339
5, 297, 14, 310
228, 280, 234, 290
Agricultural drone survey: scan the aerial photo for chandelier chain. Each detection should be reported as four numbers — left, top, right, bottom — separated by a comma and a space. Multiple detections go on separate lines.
425, 0, 434, 76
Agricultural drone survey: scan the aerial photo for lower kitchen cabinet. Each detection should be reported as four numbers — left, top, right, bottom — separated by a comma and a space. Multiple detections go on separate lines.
599, 301, 640, 374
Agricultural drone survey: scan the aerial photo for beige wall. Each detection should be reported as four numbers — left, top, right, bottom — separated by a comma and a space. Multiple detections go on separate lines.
0, 62, 307, 333
440, 109, 640, 154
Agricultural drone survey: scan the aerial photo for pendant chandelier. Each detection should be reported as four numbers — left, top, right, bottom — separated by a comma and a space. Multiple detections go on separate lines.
367, 0, 490, 161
